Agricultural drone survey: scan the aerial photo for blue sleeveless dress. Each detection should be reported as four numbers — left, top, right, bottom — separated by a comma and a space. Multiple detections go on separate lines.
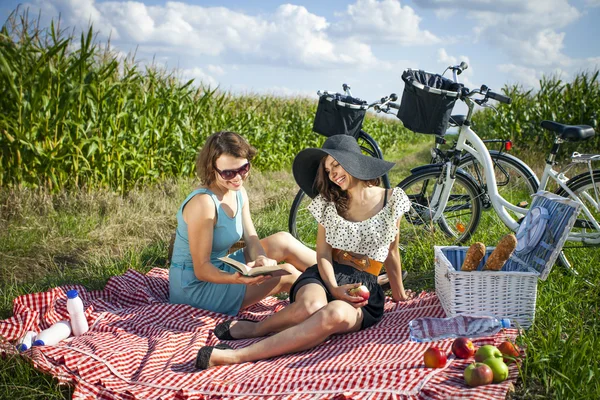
169, 188, 247, 316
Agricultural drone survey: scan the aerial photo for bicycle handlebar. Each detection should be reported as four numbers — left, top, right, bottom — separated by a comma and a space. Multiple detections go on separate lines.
486, 90, 512, 104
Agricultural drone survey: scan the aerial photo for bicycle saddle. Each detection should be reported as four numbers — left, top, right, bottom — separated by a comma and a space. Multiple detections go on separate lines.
540, 120, 595, 142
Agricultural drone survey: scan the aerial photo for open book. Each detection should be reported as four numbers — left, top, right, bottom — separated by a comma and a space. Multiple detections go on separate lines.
218, 256, 291, 277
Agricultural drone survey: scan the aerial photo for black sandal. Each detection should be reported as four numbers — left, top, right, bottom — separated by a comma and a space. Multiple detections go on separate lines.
214, 319, 257, 340
195, 343, 232, 370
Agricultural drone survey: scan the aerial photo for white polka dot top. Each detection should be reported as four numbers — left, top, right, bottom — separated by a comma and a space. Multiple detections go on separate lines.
308, 187, 411, 262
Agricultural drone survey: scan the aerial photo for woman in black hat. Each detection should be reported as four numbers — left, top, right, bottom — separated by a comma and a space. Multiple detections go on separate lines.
195, 134, 411, 369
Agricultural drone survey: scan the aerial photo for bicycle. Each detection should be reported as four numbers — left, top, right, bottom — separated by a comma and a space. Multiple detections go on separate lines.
288, 63, 538, 249
397, 71, 599, 273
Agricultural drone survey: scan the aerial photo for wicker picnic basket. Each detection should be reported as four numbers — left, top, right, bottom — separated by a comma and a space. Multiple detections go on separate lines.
434, 191, 581, 329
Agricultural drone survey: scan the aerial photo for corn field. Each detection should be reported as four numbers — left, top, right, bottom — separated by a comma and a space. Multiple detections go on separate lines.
2, 9, 599, 193
0, 10, 413, 192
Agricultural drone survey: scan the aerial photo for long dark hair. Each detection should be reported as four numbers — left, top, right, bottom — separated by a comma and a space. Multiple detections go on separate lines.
314, 156, 380, 216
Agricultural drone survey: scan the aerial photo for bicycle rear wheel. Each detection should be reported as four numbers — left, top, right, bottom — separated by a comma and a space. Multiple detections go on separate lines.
556, 170, 600, 243
398, 168, 482, 244
554, 170, 600, 278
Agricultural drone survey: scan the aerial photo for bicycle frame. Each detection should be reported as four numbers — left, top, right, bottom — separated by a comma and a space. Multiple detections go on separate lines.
433, 124, 527, 232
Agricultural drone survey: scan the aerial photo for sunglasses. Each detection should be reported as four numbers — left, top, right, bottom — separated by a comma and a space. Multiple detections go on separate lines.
215, 162, 251, 180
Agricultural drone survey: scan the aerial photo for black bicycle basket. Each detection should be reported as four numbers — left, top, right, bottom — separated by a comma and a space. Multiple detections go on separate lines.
312, 93, 368, 138
396, 69, 462, 136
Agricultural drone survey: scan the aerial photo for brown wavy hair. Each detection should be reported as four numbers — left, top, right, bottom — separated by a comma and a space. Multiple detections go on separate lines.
314, 156, 381, 216
196, 131, 257, 186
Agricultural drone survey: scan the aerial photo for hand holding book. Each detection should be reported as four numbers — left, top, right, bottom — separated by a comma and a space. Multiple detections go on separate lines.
219, 256, 291, 278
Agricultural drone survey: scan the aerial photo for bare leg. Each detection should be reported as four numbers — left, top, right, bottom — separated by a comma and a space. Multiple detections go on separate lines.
210, 300, 364, 367
261, 232, 316, 272
240, 263, 301, 309
230, 283, 328, 339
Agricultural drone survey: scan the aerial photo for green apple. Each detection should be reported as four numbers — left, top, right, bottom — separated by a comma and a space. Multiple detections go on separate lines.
474, 344, 502, 362
483, 357, 509, 383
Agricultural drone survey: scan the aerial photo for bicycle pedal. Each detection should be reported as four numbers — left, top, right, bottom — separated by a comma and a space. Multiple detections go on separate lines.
517, 201, 529, 207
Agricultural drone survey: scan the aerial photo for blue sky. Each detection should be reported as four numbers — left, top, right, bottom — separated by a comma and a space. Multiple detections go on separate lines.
2, 0, 599, 104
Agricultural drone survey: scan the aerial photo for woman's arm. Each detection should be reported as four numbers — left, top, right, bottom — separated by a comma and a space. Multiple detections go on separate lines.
315, 224, 336, 290
185, 194, 264, 285
383, 218, 409, 301
316, 224, 367, 307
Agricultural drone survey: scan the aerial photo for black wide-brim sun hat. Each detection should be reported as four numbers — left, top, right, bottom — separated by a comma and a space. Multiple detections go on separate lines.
293, 135, 395, 198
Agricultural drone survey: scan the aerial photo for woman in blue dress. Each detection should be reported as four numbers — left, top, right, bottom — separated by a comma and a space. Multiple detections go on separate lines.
169, 131, 317, 316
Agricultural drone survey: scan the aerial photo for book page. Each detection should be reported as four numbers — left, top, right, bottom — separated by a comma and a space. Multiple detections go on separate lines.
218, 256, 250, 275
218, 256, 290, 277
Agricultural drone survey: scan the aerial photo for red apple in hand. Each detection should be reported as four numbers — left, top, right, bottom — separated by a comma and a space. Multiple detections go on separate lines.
423, 346, 447, 368
498, 340, 520, 364
451, 337, 476, 359
347, 285, 370, 301
464, 362, 494, 387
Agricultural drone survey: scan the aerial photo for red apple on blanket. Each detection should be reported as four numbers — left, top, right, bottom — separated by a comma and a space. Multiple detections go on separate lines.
498, 340, 521, 364
483, 357, 509, 383
451, 337, 476, 359
423, 346, 447, 368
347, 285, 370, 301
463, 362, 494, 387
474, 344, 502, 362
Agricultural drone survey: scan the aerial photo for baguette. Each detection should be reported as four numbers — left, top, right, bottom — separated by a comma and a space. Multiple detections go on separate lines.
483, 233, 517, 271
461, 242, 486, 271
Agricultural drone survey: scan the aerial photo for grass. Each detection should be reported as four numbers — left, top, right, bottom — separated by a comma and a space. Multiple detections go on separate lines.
2, 142, 600, 399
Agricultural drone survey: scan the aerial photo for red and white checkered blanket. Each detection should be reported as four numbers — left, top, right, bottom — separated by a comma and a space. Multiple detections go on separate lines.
0, 268, 518, 399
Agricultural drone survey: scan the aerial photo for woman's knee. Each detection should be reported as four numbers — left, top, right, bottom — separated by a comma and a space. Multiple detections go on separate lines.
295, 297, 327, 320
320, 301, 356, 331
270, 231, 295, 250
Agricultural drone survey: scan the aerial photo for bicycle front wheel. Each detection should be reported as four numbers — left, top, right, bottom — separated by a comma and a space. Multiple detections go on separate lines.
398, 168, 482, 244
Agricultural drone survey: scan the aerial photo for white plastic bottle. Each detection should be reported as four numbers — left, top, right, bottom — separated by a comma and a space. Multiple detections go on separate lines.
408, 315, 511, 342
16, 331, 37, 351
66, 289, 89, 336
32, 320, 72, 346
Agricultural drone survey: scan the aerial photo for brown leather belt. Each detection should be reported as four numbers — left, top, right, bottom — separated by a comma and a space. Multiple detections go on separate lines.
331, 248, 384, 277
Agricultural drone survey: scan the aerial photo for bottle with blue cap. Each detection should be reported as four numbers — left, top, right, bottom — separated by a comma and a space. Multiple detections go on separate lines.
32, 320, 72, 347
408, 315, 511, 342
16, 331, 37, 351
66, 289, 89, 336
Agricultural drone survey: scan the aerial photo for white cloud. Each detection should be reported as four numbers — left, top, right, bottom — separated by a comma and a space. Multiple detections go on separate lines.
415, 0, 582, 80
180, 67, 219, 88
436, 48, 475, 88
207, 65, 225, 76
25, 0, 400, 70
498, 64, 541, 89
333, 0, 440, 45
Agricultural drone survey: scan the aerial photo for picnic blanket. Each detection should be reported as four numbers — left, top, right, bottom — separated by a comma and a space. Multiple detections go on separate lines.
0, 268, 519, 399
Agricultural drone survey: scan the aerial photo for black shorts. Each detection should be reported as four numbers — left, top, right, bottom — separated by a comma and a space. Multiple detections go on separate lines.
289, 262, 385, 330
